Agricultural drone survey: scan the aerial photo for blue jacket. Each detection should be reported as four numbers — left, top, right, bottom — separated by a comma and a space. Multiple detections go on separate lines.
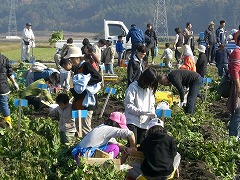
116, 40, 124, 53
126, 26, 145, 44
215, 48, 230, 64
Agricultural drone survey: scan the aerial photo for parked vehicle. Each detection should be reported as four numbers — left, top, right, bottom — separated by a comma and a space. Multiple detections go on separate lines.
55, 20, 132, 59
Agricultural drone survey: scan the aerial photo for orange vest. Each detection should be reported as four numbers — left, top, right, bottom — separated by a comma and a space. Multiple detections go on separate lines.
180, 56, 196, 72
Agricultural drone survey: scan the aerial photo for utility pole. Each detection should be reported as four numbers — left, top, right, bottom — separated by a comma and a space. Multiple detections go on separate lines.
8, 0, 17, 36
153, 0, 169, 42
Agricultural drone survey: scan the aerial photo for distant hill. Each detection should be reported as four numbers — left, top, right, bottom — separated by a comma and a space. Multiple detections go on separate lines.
0, 0, 239, 37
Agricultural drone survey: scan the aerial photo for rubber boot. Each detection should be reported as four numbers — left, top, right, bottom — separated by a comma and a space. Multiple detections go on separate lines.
4, 116, 12, 129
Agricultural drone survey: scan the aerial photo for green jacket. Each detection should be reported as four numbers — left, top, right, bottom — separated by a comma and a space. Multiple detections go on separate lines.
22, 79, 54, 103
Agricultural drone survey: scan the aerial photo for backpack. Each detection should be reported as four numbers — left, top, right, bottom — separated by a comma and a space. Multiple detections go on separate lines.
30, 62, 47, 72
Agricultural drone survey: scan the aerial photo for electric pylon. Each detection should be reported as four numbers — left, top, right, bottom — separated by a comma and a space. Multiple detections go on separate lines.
8, 0, 17, 36
153, 0, 169, 42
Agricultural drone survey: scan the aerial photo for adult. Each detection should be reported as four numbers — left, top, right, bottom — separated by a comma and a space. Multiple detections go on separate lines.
227, 44, 240, 138
60, 38, 74, 58
196, 45, 208, 77
21, 23, 35, 62
125, 68, 158, 144
216, 20, 227, 45
22, 73, 59, 110
204, 21, 216, 64
144, 23, 158, 64
126, 24, 145, 59
234, 25, 240, 46
183, 22, 194, 52
101, 40, 115, 74
126, 118, 181, 180
65, 46, 102, 137
93, 39, 105, 64
72, 112, 135, 164
174, 27, 184, 64
127, 45, 146, 87
158, 69, 202, 114
0, 54, 19, 129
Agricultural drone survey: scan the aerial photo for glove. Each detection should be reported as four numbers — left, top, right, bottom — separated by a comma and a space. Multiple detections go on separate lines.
14, 82, 19, 91
178, 101, 184, 107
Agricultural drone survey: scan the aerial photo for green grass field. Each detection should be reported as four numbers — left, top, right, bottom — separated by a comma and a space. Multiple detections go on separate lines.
0, 41, 165, 63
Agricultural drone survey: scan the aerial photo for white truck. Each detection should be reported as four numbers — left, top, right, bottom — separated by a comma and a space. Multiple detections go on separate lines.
55, 20, 132, 58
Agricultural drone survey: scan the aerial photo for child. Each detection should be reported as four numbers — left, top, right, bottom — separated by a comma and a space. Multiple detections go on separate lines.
126, 118, 181, 180
160, 43, 173, 69
125, 68, 158, 144
49, 93, 76, 144
196, 44, 208, 77
72, 112, 135, 164
116, 35, 124, 66
64, 46, 102, 137
215, 44, 230, 77
60, 38, 74, 58
101, 40, 115, 74
179, 45, 196, 72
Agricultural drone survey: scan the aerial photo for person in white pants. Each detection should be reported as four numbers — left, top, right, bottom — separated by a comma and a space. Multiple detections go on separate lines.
21, 23, 35, 62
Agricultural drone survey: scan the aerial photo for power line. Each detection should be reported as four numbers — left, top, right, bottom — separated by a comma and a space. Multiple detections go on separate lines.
153, 0, 169, 42
8, 0, 17, 36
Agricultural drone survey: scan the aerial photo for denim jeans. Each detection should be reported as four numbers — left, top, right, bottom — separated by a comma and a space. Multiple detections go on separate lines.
185, 76, 202, 114
0, 95, 10, 117
105, 64, 114, 74
131, 43, 143, 59
229, 98, 240, 137
217, 63, 228, 76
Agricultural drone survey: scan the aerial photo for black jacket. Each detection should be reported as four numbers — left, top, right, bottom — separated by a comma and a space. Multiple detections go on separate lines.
0, 54, 13, 94
145, 29, 158, 45
140, 132, 177, 177
168, 70, 202, 102
204, 27, 216, 45
196, 52, 208, 77
127, 55, 144, 87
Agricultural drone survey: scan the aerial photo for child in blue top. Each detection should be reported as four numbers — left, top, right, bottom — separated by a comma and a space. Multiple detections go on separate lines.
116, 35, 124, 66
215, 44, 230, 77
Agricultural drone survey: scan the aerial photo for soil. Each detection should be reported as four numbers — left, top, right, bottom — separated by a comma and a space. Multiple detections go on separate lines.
30, 94, 229, 179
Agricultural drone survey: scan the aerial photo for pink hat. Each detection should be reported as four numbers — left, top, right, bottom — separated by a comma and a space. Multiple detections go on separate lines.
109, 112, 128, 129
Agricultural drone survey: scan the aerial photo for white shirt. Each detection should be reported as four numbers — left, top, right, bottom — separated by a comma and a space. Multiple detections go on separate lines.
22, 27, 35, 42
161, 48, 173, 59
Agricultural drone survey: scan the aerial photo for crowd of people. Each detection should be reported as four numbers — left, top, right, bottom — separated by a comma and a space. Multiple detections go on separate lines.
1, 20, 240, 179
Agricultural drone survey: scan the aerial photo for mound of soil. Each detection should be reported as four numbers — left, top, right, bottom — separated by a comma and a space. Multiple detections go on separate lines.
179, 161, 217, 180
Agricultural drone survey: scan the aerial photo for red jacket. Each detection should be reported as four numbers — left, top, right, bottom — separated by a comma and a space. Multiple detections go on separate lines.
228, 47, 240, 80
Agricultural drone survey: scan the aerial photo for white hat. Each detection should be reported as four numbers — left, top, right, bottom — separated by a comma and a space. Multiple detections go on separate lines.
64, 46, 84, 59
148, 118, 164, 129
198, 45, 206, 53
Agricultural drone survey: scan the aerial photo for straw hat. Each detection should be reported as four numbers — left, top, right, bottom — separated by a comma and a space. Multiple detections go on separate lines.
64, 47, 84, 59
209, 21, 214, 26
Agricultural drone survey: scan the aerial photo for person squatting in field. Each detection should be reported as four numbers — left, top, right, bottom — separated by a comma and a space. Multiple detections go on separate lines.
64, 46, 102, 137
72, 112, 135, 164
22, 72, 59, 110
126, 118, 181, 180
